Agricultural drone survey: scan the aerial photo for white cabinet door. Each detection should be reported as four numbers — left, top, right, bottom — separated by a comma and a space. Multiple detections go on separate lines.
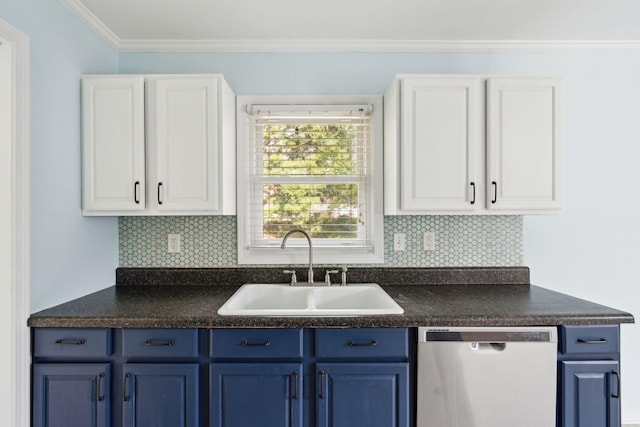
486, 77, 563, 211
148, 76, 220, 212
82, 76, 145, 213
397, 77, 481, 212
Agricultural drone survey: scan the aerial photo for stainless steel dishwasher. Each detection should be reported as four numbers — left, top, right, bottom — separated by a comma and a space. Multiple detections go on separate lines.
417, 327, 557, 427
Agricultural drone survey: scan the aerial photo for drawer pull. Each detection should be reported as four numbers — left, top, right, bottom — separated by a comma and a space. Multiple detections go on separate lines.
123, 373, 131, 402
241, 339, 271, 347
347, 340, 377, 347
577, 338, 608, 344
97, 372, 105, 402
144, 339, 175, 347
612, 371, 621, 398
55, 339, 86, 346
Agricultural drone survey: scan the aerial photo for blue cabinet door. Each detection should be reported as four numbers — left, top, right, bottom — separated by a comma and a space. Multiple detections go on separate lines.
210, 363, 303, 427
122, 363, 199, 427
33, 363, 110, 427
561, 360, 621, 427
316, 362, 409, 427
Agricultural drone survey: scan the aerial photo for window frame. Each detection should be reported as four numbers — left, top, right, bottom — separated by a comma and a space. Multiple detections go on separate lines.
236, 95, 384, 265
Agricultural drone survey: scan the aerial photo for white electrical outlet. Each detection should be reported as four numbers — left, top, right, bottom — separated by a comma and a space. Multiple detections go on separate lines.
393, 233, 406, 251
168, 234, 181, 253
423, 232, 435, 251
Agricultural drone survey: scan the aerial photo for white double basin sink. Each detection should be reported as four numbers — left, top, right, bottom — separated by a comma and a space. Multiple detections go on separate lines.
217, 283, 404, 316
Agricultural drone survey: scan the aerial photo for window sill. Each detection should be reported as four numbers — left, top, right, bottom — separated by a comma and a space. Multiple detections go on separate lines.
237, 246, 384, 265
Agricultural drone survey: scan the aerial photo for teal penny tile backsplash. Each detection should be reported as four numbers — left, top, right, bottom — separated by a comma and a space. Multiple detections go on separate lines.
119, 215, 523, 267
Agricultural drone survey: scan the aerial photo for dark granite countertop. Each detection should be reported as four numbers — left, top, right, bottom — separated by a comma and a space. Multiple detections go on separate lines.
27, 268, 634, 328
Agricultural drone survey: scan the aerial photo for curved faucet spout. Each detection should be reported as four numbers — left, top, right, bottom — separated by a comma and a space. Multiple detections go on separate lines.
280, 229, 314, 284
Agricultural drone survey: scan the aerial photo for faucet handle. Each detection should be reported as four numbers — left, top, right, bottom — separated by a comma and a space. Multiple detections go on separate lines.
283, 270, 297, 286
324, 270, 339, 286
340, 266, 348, 286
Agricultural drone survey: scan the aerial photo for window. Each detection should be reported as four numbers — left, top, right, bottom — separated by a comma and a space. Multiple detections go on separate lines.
237, 96, 383, 265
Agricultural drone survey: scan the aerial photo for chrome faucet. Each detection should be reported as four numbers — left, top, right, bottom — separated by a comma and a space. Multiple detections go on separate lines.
280, 229, 314, 284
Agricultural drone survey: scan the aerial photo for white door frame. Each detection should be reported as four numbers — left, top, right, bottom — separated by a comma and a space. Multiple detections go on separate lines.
0, 18, 31, 427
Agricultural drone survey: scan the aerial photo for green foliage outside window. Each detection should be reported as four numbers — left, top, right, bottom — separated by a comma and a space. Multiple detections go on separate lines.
260, 123, 365, 239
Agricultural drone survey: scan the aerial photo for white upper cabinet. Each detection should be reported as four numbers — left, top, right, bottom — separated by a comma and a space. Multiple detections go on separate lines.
82, 74, 236, 216
82, 76, 146, 213
486, 77, 563, 211
385, 75, 563, 215
398, 76, 481, 212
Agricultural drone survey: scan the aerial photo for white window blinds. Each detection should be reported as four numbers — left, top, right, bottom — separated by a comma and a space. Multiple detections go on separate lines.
246, 104, 374, 248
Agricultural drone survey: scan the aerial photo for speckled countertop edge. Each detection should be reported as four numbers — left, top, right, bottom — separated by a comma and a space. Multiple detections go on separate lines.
28, 280, 635, 329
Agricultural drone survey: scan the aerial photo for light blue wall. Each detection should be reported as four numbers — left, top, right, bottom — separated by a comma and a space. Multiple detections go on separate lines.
121, 51, 640, 417
0, 0, 119, 312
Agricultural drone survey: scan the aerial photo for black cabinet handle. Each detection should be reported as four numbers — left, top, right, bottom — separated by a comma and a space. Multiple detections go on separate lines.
134, 181, 140, 204
144, 339, 175, 347
123, 373, 131, 402
319, 371, 326, 399
612, 371, 621, 398
97, 372, 105, 402
157, 182, 163, 205
291, 371, 299, 400
577, 338, 608, 344
470, 182, 476, 205
55, 339, 86, 346
491, 181, 497, 204
347, 340, 377, 347
241, 339, 271, 347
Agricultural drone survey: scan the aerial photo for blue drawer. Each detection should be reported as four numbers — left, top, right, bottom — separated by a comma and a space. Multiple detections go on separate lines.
33, 328, 111, 358
316, 328, 408, 359
122, 328, 199, 358
560, 325, 619, 355
210, 329, 303, 359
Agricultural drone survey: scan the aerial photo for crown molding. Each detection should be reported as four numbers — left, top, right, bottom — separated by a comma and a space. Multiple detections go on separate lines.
59, 0, 121, 51
118, 38, 640, 54
57, 0, 640, 53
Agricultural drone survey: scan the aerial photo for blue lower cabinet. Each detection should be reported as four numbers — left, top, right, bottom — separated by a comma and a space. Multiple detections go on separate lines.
560, 360, 621, 427
210, 363, 303, 427
122, 363, 199, 427
316, 363, 409, 427
33, 363, 111, 427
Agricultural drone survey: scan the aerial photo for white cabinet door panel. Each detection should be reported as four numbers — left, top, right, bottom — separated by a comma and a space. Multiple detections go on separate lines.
82, 76, 145, 213
149, 77, 219, 212
487, 78, 563, 211
400, 77, 480, 212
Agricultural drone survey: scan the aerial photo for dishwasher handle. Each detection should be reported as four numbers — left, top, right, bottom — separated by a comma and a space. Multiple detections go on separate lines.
471, 342, 507, 351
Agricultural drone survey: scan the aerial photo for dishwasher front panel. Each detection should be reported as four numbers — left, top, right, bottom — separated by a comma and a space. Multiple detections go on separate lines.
417, 327, 557, 427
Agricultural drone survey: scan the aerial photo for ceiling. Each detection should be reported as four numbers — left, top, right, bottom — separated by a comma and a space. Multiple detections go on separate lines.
60, 0, 640, 52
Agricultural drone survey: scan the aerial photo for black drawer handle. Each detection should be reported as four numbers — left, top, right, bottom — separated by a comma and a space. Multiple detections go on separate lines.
612, 371, 621, 398
55, 339, 86, 346
577, 338, 608, 344
347, 340, 377, 347
241, 340, 271, 347
144, 339, 175, 347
